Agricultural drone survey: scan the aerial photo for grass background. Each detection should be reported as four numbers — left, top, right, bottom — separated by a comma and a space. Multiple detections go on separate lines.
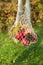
0, 0, 43, 65
0, 24, 43, 65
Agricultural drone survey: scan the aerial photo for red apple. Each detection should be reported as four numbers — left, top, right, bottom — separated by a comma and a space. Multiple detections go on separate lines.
22, 38, 30, 46
19, 32, 22, 38
15, 32, 20, 39
15, 34, 20, 39
20, 36, 23, 40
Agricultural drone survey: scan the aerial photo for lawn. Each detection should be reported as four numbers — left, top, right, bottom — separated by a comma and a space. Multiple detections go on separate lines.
0, 24, 43, 65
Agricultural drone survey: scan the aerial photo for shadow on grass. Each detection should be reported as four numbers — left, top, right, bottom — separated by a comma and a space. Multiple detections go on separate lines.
12, 24, 43, 65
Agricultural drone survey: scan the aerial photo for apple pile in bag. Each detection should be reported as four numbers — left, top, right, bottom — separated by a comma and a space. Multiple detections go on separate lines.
10, 21, 38, 46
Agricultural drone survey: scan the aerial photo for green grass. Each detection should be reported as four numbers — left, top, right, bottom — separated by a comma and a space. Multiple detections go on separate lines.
0, 24, 43, 65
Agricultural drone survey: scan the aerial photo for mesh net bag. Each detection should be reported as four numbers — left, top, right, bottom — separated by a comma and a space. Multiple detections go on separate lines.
9, 0, 38, 46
